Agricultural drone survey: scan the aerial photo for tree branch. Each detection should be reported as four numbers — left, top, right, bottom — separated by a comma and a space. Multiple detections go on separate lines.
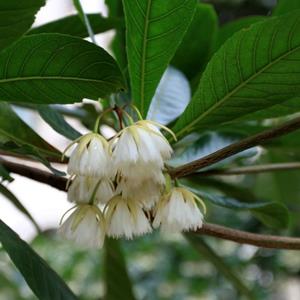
194, 162, 300, 177
0, 158, 67, 191
170, 116, 300, 178
197, 223, 300, 250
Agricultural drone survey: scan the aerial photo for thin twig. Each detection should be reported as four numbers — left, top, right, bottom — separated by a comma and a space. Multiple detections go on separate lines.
170, 116, 300, 178
195, 162, 300, 177
197, 223, 300, 250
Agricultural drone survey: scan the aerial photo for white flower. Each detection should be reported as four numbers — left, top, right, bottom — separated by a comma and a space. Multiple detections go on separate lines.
111, 120, 174, 172
59, 204, 105, 248
68, 176, 114, 204
65, 133, 111, 177
117, 178, 163, 210
105, 196, 152, 239
153, 187, 206, 232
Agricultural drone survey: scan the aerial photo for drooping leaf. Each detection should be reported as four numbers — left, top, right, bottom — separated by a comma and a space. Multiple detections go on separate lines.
147, 66, 191, 125
185, 185, 290, 229
104, 239, 136, 300
0, 0, 45, 51
0, 103, 60, 157
0, 163, 13, 182
169, 131, 259, 168
186, 235, 255, 300
171, 3, 218, 79
216, 16, 265, 50
273, 0, 300, 16
0, 34, 125, 105
172, 11, 300, 139
123, 0, 197, 116
28, 14, 122, 37
38, 105, 81, 140
0, 183, 39, 231
0, 219, 78, 300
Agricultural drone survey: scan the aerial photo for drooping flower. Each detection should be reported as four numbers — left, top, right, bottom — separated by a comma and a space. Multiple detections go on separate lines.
59, 204, 105, 248
117, 178, 163, 210
111, 120, 175, 176
105, 196, 152, 239
64, 133, 111, 177
153, 187, 206, 232
67, 176, 115, 204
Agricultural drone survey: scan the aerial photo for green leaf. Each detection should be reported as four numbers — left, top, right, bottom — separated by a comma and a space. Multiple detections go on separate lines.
0, 33, 125, 105
0, 163, 13, 182
28, 14, 122, 37
104, 239, 136, 300
191, 188, 290, 229
0, 0, 45, 51
0, 103, 59, 157
186, 235, 255, 300
273, 0, 300, 16
0, 219, 78, 300
171, 3, 218, 79
0, 183, 39, 231
216, 16, 265, 50
123, 0, 197, 116
38, 105, 81, 140
172, 11, 300, 138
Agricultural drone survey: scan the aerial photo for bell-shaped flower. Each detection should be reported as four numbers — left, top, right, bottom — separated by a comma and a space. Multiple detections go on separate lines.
153, 187, 206, 232
111, 120, 175, 174
68, 176, 114, 204
105, 196, 152, 239
64, 133, 111, 177
59, 204, 105, 248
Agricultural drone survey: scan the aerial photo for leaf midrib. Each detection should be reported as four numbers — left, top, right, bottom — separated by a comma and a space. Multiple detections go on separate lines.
140, 0, 152, 116
176, 43, 300, 138
0, 76, 118, 85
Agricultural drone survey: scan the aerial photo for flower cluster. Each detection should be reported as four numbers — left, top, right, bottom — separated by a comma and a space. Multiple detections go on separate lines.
59, 118, 205, 248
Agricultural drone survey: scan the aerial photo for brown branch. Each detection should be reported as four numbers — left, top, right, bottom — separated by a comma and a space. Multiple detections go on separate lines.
195, 162, 300, 177
170, 116, 300, 178
197, 223, 300, 250
0, 158, 67, 191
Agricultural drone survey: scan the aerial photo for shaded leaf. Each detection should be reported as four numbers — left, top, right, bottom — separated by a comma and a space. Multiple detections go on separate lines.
216, 16, 265, 50
38, 105, 81, 140
0, 163, 13, 182
172, 3, 218, 79
147, 66, 191, 125
273, 0, 300, 16
0, 183, 39, 231
0, 0, 45, 51
0, 34, 125, 104
104, 239, 136, 300
0, 103, 59, 157
0, 219, 78, 300
123, 0, 197, 116
29, 13, 122, 37
172, 12, 300, 138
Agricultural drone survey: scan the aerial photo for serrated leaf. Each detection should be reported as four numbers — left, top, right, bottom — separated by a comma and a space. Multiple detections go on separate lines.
123, 0, 197, 116
104, 239, 136, 300
172, 3, 218, 79
0, 183, 39, 231
38, 105, 81, 140
0, 0, 45, 51
28, 13, 122, 37
273, 0, 300, 16
147, 66, 191, 125
0, 219, 78, 300
0, 33, 125, 105
172, 12, 300, 138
